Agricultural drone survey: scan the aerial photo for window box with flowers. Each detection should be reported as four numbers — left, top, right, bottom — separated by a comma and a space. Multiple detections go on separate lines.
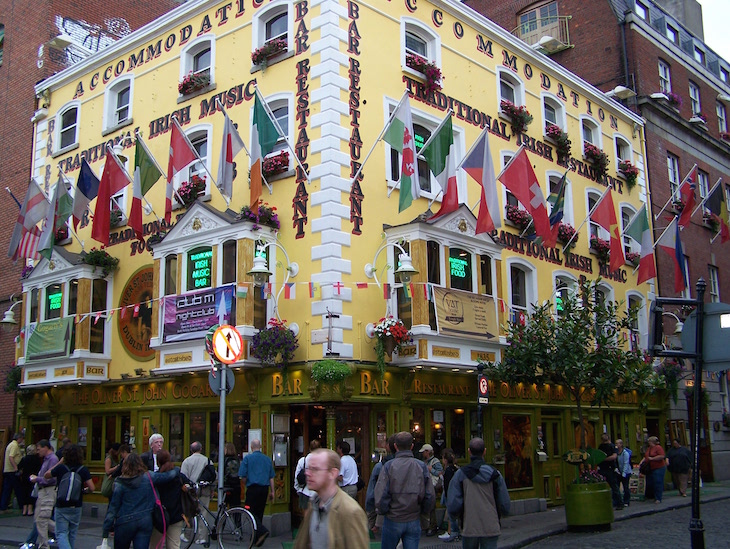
689, 112, 708, 128
556, 222, 578, 249
500, 100, 533, 135
666, 91, 682, 109
720, 131, 730, 142
672, 199, 685, 214
110, 206, 124, 229
626, 251, 641, 267
250, 318, 299, 367
82, 248, 120, 278
262, 150, 290, 179
177, 175, 207, 209
251, 38, 288, 69
178, 72, 211, 96
618, 159, 639, 191
405, 53, 442, 95
505, 204, 532, 230
583, 143, 609, 178
55, 226, 70, 244
373, 316, 412, 377
702, 212, 720, 233
589, 236, 611, 263
546, 124, 572, 159
239, 202, 280, 231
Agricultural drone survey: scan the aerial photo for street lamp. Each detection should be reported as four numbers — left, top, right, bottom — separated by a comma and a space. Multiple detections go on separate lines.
1, 296, 21, 333
246, 237, 299, 323
364, 240, 419, 287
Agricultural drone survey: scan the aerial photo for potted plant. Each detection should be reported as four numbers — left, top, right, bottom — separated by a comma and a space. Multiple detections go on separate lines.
583, 143, 609, 178
251, 38, 288, 68
500, 100, 533, 134
505, 204, 532, 230
178, 175, 206, 208
405, 53, 443, 94
110, 206, 123, 229
556, 222, 578, 248
311, 359, 352, 385
178, 71, 210, 95
625, 251, 641, 267
250, 318, 299, 367
655, 359, 685, 403
589, 236, 611, 264
666, 91, 682, 109
546, 124, 572, 159
262, 150, 290, 178
703, 212, 720, 233
239, 202, 280, 231
373, 315, 412, 377
55, 226, 69, 243
480, 279, 654, 531
82, 247, 120, 278
689, 112, 708, 125
618, 159, 639, 191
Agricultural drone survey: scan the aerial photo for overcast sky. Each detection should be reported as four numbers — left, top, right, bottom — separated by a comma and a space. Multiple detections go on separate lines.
697, 0, 730, 62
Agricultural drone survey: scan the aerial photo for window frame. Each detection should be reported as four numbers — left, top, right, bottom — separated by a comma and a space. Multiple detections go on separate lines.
542, 92, 566, 134
717, 102, 727, 133
252, 0, 293, 63
172, 124, 212, 205
626, 291, 646, 350
614, 133, 632, 164
254, 92, 293, 161
507, 259, 537, 316
708, 265, 720, 303
587, 189, 609, 241
621, 204, 638, 255
56, 102, 81, 154
580, 115, 601, 153
517, 1, 559, 46
689, 81, 701, 114
400, 18, 441, 78
547, 170, 573, 225
658, 60, 672, 94
697, 169, 709, 202
667, 152, 680, 197
103, 76, 134, 134
666, 24, 678, 45
635, 2, 649, 21
179, 36, 216, 90
497, 68, 525, 108
694, 47, 705, 66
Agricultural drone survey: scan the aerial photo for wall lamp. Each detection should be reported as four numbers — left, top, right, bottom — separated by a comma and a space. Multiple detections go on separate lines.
718, 93, 730, 102
605, 85, 636, 100
1, 295, 21, 333
246, 237, 299, 325
364, 240, 418, 288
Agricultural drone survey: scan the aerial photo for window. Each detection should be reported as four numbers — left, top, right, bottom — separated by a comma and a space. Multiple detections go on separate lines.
717, 102, 727, 133
622, 206, 638, 254
548, 172, 572, 224
90, 279, 108, 353
479, 255, 493, 297
667, 153, 680, 197
709, 266, 720, 302
517, 1, 559, 46
187, 245, 213, 291
254, 93, 292, 164
405, 31, 427, 57
29, 288, 38, 323
542, 94, 565, 132
635, 2, 648, 21
57, 104, 80, 152
658, 61, 672, 94
694, 47, 705, 66
721, 68, 729, 84
174, 125, 211, 201
427, 240, 440, 330
193, 47, 211, 78
614, 135, 631, 163
498, 69, 524, 106
103, 77, 133, 132
45, 284, 63, 320
449, 248, 472, 291
697, 169, 709, 201
222, 240, 237, 285
253, 2, 291, 60
189, 133, 208, 181
266, 12, 287, 42
165, 254, 177, 296
502, 152, 518, 208
67, 279, 78, 316
180, 37, 215, 89
689, 81, 701, 114
509, 262, 535, 316
554, 275, 577, 317
581, 117, 601, 153
666, 25, 678, 45
627, 294, 644, 350
587, 191, 608, 241
401, 18, 441, 71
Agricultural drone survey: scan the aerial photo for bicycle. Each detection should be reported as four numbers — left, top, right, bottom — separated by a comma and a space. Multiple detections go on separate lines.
180, 481, 256, 549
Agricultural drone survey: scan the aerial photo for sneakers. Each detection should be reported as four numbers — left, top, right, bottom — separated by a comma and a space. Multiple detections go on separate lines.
180, 534, 189, 543
19, 543, 35, 549
195, 539, 208, 545
438, 533, 457, 542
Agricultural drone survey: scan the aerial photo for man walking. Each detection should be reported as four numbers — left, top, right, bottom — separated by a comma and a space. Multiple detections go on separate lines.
336, 441, 358, 499
667, 438, 692, 497
598, 433, 622, 510
374, 431, 434, 549
293, 448, 369, 549
181, 441, 216, 510
447, 438, 510, 549
616, 439, 632, 507
29, 440, 59, 549
419, 443, 443, 536
239, 440, 275, 547
140, 433, 164, 472
294, 440, 320, 510
1, 433, 24, 512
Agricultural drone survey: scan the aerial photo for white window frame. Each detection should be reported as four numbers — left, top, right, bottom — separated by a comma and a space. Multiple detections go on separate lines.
173, 124, 212, 206
717, 102, 727, 133
507, 258, 537, 315
258, 92, 293, 159
587, 189, 609, 241
97, 158, 129, 225
542, 92, 566, 134
621, 204, 638, 255
626, 291, 647, 350
103, 76, 133, 133
709, 265, 720, 303
659, 60, 672, 94
179, 36, 216, 89
667, 153, 680, 197
547, 170, 573, 225
56, 102, 80, 154
689, 81, 701, 114
497, 68, 525, 108
400, 18, 441, 78
580, 115, 602, 154
553, 272, 578, 319
697, 169, 709, 201
680, 255, 691, 299
635, 2, 648, 21
383, 96, 466, 203
253, 0, 293, 58
614, 133, 632, 164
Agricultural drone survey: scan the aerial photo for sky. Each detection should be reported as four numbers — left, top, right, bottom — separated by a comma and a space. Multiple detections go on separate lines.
697, 0, 730, 62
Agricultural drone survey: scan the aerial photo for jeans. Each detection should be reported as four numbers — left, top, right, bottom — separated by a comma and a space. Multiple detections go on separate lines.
244, 484, 269, 539
55, 506, 82, 549
650, 466, 666, 502
0, 472, 18, 510
620, 474, 631, 505
381, 517, 421, 549
603, 470, 622, 508
462, 536, 499, 549
113, 514, 153, 549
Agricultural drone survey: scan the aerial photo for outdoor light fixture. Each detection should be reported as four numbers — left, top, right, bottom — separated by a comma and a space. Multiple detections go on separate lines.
247, 254, 273, 287
605, 85, 636, 100
246, 237, 299, 322
532, 35, 562, 54
364, 240, 419, 287
1, 295, 21, 333
135, 368, 145, 376
718, 93, 730, 102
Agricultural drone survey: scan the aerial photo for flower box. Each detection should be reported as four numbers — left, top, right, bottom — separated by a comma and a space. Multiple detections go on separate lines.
546, 124, 571, 158
556, 222, 578, 248
239, 202, 280, 231
583, 143, 609, 178
83, 248, 120, 278
110, 206, 124, 229
626, 251, 640, 267
178, 72, 210, 95
262, 150, 290, 178
251, 38, 288, 68
505, 204, 532, 230
178, 175, 206, 208
405, 53, 442, 94
500, 100, 533, 134
618, 159, 639, 191
666, 91, 682, 109
589, 236, 610, 263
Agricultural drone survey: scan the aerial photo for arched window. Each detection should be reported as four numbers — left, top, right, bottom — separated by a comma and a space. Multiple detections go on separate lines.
103, 77, 133, 133
180, 37, 215, 90
57, 102, 80, 152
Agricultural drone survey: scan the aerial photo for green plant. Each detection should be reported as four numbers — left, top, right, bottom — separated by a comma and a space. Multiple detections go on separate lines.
684, 384, 711, 409
178, 175, 206, 208
83, 248, 120, 277
3, 364, 22, 393
178, 71, 210, 95
110, 206, 123, 228
546, 124, 571, 158
618, 159, 639, 191
239, 202, 280, 230
250, 318, 298, 366
589, 236, 611, 263
584, 143, 609, 178
311, 359, 352, 384
405, 53, 443, 95
500, 100, 533, 134
373, 316, 412, 377
574, 468, 606, 484
251, 38, 288, 68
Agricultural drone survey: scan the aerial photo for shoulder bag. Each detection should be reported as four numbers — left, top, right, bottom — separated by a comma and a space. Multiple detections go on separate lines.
148, 473, 169, 544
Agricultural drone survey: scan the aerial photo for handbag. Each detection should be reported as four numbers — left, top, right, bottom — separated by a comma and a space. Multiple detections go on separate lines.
639, 460, 651, 476
101, 474, 114, 499
147, 473, 169, 543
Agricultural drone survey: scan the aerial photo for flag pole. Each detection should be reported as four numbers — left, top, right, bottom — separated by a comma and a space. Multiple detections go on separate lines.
562, 186, 611, 250
690, 177, 722, 218
5, 187, 21, 209
253, 85, 310, 184
654, 163, 697, 220
350, 90, 410, 189
652, 217, 677, 250
169, 115, 220, 199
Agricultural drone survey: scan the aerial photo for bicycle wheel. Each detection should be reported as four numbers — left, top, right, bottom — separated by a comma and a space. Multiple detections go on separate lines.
217, 507, 256, 549
180, 513, 199, 549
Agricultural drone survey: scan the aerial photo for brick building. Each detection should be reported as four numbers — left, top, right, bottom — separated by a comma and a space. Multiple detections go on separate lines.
465, 0, 730, 480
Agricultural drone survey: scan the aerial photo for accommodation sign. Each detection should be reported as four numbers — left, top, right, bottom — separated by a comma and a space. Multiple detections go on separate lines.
26, 318, 73, 361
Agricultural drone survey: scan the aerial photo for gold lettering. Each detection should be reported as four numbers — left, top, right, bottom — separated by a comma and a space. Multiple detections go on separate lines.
272, 373, 283, 396
165, 352, 193, 364
28, 371, 47, 379
361, 371, 372, 394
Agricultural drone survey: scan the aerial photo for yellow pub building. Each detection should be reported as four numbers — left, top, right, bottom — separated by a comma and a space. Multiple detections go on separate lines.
16, 0, 661, 529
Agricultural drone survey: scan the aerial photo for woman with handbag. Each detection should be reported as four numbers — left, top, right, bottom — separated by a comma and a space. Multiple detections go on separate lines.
17, 444, 42, 516
641, 436, 667, 504
102, 444, 122, 500
149, 451, 189, 549
101, 454, 178, 549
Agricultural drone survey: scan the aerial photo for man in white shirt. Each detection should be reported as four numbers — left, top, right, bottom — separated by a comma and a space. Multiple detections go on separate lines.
294, 440, 321, 509
337, 441, 358, 499
181, 441, 216, 511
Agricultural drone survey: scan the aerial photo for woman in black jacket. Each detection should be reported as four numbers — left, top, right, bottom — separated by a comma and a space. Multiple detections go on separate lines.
17, 445, 42, 516
150, 450, 189, 549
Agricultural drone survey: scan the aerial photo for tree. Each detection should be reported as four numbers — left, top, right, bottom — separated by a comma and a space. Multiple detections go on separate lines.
481, 279, 657, 450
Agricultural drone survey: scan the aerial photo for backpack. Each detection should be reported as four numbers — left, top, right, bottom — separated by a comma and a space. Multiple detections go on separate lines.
57, 467, 84, 505
296, 456, 307, 487
198, 459, 217, 483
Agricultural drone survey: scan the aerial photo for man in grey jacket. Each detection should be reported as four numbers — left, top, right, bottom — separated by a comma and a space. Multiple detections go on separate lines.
374, 432, 435, 549
447, 438, 510, 549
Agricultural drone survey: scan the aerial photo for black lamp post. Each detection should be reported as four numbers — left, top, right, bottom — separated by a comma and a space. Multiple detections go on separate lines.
689, 278, 706, 549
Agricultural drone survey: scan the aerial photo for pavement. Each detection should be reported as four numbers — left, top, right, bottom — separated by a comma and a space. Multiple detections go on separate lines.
0, 481, 728, 549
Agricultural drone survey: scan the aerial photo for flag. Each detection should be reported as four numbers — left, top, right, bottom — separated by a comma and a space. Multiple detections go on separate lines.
333, 282, 344, 295
120, 307, 127, 320
548, 171, 568, 227
308, 282, 320, 299
72, 160, 100, 230
16, 227, 42, 261
625, 204, 656, 284
166, 120, 198, 223
284, 282, 296, 300
94, 311, 102, 324
677, 165, 697, 228
383, 96, 420, 212
461, 127, 501, 234
656, 218, 687, 293
499, 147, 553, 245
92, 150, 130, 246
422, 115, 458, 220
38, 178, 72, 259
705, 182, 730, 243
236, 283, 249, 299
129, 139, 163, 241
251, 91, 279, 210
8, 180, 48, 260
133, 304, 140, 318
402, 283, 411, 299
217, 110, 245, 202
356, 282, 368, 289
590, 188, 625, 272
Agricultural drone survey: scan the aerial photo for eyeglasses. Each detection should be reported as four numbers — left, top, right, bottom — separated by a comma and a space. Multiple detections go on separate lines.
305, 466, 332, 473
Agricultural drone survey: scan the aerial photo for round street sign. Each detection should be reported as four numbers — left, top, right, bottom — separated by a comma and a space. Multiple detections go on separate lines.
212, 325, 244, 364
478, 374, 489, 405
209, 368, 235, 396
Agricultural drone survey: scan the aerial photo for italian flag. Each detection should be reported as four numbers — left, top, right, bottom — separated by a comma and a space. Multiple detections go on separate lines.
250, 91, 279, 210
383, 96, 420, 212
422, 114, 459, 220
624, 204, 656, 284
129, 139, 162, 241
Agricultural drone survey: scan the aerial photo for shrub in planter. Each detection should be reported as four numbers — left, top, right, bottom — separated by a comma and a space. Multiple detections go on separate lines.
311, 359, 352, 385
239, 202, 280, 230
110, 206, 123, 228
178, 71, 210, 95
500, 100, 533, 134
618, 159, 639, 191
251, 38, 288, 68
625, 251, 641, 267
405, 54, 443, 94
583, 143, 609, 178
82, 248, 120, 277
178, 175, 206, 208
546, 124, 572, 158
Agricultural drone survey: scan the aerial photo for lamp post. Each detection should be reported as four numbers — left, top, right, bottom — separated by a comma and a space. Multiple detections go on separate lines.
246, 237, 299, 323
689, 279, 706, 549
476, 363, 485, 439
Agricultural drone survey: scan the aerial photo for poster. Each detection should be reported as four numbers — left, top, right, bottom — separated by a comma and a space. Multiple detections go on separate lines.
502, 415, 533, 489
26, 317, 73, 360
162, 284, 236, 342
433, 286, 498, 340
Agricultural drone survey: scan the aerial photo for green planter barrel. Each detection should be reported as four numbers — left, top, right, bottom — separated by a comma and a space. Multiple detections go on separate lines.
565, 482, 614, 532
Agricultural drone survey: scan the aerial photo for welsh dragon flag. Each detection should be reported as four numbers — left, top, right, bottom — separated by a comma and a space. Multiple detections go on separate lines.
383, 96, 420, 212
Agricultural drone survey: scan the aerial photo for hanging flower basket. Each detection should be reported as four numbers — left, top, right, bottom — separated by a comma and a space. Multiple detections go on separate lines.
178, 72, 210, 95
239, 202, 280, 231
251, 38, 288, 68
178, 175, 206, 208
589, 236, 611, 263
556, 222, 578, 248
583, 143, 609, 178
505, 204, 532, 230
546, 124, 572, 158
82, 248, 120, 278
405, 53, 443, 95
373, 316, 412, 377
500, 100, 533, 134
262, 151, 290, 178
618, 159, 639, 191
250, 318, 299, 367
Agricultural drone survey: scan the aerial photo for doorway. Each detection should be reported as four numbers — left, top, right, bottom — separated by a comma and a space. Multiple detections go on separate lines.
540, 413, 564, 505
